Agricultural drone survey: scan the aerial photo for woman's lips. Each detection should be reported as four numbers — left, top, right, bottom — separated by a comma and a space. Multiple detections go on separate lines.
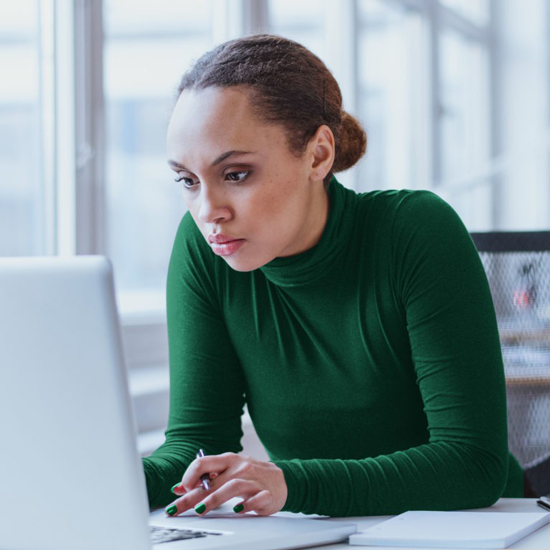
208, 234, 245, 256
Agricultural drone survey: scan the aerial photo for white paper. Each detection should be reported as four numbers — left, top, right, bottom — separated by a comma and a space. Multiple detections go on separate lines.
348, 510, 550, 548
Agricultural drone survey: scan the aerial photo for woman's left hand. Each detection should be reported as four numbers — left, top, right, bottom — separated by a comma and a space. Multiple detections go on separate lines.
166, 452, 288, 517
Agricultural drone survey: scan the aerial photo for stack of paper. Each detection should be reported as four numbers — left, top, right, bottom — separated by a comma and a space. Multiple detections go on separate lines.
349, 510, 550, 548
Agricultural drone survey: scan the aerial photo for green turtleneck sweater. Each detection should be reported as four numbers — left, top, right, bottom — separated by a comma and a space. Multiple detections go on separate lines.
142, 176, 524, 516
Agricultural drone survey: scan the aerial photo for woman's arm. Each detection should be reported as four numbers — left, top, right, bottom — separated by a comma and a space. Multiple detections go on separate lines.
270, 192, 519, 516
142, 213, 246, 510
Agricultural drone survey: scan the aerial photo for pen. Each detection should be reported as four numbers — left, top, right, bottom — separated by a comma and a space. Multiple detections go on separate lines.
196, 449, 210, 491
537, 496, 550, 512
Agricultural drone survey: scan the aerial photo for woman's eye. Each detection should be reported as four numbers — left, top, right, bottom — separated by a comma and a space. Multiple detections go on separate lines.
225, 171, 250, 183
175, 175, 198, 189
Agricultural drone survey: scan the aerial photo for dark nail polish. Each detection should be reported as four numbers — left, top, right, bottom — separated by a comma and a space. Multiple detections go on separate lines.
171, 483, 180, 494
233, 503, 244, 513
195, 503, 206, 514
166, 505, 177, 516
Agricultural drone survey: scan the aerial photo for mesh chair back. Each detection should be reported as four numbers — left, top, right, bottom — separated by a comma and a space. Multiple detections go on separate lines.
471, 232, 550, 496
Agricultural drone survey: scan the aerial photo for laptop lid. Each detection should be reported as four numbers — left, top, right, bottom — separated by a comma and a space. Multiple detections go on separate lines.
0, 256, 357, 550
0, 256, 151, 550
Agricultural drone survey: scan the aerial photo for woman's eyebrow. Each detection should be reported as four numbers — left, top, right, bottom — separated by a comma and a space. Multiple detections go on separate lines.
167, 150, 257, 171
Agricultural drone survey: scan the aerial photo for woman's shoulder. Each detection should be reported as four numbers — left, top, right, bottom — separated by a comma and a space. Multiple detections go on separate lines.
354, 187, 461, 233
349, 187, 475, 271
357, 187, 448, 212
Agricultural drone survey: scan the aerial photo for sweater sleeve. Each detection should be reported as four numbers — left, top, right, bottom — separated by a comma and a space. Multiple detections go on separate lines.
142, 213, 246, 511
273, 192, 516, 516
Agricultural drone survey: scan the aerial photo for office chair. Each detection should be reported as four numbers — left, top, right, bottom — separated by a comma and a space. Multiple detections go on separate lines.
470, 231, 550, 497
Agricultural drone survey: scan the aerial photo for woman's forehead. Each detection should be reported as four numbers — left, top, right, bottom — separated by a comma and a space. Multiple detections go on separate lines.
171, 87, 257, 131
167, 87, 287, 165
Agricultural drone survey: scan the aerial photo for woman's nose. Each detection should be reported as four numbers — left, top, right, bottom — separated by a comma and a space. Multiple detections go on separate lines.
197, 185, 232, 225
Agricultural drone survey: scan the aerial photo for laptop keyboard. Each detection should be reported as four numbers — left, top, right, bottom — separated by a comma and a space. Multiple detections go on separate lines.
150, 525, 223, 545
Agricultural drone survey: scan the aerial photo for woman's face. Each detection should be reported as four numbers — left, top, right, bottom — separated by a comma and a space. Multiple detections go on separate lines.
166, 86, 332, 272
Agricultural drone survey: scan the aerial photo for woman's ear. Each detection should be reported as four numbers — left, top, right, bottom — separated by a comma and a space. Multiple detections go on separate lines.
308, 125, 335, 182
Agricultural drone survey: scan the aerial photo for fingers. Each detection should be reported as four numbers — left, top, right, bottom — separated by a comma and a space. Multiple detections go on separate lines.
166, 454, 237, 517
165, 484, 214, 517
234, 490, 273, 516
181, 452, 237, 492
166, 466, 236, 517
172, 472, 217, 496
186, 478, 260, 516
167, 481, 277, 518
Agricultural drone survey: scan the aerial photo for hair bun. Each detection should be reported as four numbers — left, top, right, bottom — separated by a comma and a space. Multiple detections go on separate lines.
332, 111, 367, 173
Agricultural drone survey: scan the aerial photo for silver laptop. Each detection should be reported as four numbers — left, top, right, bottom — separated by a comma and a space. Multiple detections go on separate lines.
0, 256, 357, 550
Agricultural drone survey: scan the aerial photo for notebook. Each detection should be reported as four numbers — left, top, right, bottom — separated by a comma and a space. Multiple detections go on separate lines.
349, 510, 550, 548
0, 255, 357, 550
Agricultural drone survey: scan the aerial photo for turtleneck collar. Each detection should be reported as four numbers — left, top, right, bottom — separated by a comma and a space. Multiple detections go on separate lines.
259, 175, 356, 288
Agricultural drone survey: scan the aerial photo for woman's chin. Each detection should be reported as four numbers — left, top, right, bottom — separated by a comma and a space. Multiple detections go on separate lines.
222, 252, 272, 273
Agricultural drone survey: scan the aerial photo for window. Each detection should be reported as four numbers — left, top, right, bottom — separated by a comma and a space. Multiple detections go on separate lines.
440, 0, 489, 25
439, 25, 491, 229
440, 28, 489, 184
267, 0, 324, 59
356, 0, 427, 192
0, 2, 51, 256
104, 0, 215, 302
354, 0, 496, 231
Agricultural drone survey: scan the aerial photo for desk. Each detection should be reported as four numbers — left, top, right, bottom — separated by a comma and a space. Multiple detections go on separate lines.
149, 498, 549, 549
284, 499, 550, 550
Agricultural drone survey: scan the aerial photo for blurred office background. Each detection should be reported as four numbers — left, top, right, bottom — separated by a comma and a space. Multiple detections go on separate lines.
1, 0, 549, 455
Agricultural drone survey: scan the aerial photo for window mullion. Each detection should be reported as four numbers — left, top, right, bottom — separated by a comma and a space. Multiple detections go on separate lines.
212, 0, 247, 42
244, 0, 268, 35
38, 0, 56, 255
74, 0, 105, 254
53, 0, 77, 255
488, 0, 501, 228
54, 0, 104, 256
428, 0, 442, 187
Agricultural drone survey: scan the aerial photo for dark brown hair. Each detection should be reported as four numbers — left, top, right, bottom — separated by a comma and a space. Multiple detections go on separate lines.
177, 34, 367, 188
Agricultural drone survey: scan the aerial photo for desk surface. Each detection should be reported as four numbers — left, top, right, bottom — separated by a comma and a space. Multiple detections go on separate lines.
149, 498, 549, 549
278, 498, 550, 549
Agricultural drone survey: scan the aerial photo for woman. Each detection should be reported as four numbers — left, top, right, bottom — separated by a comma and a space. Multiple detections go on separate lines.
142, 34, 524, 518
